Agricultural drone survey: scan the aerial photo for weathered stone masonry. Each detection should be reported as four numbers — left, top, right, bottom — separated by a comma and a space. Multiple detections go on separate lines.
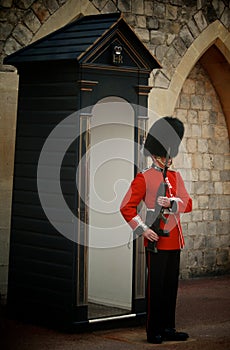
0, 0, 229, 299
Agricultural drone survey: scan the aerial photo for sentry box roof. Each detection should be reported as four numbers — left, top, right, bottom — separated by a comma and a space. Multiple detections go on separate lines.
4, 12, 161, 72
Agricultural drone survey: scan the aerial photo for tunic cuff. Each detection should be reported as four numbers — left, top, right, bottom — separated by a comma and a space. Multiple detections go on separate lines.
132, 215, 148, 237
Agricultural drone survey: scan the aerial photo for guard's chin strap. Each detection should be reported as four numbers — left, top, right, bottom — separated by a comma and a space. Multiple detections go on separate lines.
151, 155, 172, 173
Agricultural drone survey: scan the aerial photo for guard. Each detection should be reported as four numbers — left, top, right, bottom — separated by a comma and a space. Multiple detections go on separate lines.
120, 116, 192, 344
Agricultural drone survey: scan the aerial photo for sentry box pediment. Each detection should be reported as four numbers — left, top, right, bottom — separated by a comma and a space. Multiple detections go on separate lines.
4, 13, 161, 329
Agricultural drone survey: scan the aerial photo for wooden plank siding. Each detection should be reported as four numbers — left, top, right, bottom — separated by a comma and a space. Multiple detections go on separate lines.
8, 61, 80, 321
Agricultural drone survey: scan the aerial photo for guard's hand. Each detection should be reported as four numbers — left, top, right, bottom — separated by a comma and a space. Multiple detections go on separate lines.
157, 196, 171, 208
143, 228, 159, 242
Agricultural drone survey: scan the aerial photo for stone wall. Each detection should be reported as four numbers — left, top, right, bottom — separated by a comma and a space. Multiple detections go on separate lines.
174, 62, 229, 278
0, 0, 229, 300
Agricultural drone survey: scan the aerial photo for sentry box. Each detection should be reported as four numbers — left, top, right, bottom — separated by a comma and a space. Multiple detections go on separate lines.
4, 13, 160, 329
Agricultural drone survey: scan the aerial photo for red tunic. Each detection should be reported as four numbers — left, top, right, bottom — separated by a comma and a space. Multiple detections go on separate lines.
120, 166, 192, 250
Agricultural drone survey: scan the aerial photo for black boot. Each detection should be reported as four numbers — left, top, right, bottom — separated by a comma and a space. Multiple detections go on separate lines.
147, 332, 163, 344
163, 328, 189, 341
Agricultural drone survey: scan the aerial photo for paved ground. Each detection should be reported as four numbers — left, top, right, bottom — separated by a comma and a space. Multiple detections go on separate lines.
1, 275, 230, 350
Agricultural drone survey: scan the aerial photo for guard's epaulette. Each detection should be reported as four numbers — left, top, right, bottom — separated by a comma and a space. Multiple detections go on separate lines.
141, 166, 152, 173
168, 167, 177, 172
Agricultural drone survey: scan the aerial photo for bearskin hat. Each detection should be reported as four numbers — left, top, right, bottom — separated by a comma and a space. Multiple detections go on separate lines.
144, 116, 184, 158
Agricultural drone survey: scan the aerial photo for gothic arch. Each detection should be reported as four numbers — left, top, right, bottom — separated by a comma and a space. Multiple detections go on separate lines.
150, 20, 230, 135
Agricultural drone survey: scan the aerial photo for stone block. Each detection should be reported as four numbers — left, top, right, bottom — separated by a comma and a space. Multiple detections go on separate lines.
220, 209, 229, 222
154, 70, 170, 89
0, 21, 13, 41
198, 195, 210, 209
179, 93, 190, 109
199, 170, 210, 181
4, 36, 22, 55
194, 10, 208, 31
208, 195, 219, 210
155, 45, 167, 62
24, 10, 41, 34
192, 169, 198, 181
194, 235, 206, 250
197, 221, 207, 235
212, 0, 225, 18
192, 208, 203, 221
192, 153, 203, 169
214, 182, 223, 194
12, 23, 33, 46
203, 154, 214, 169
213, 154, 224, 169
180, 251, 188, 274
150, 30, 166, 45
191, 124, 202, 137
180, 24, 194, 48
132, 0, 144, 14
207, 221, 217, 235
101, 0, 117, 13
164, 44, 181, 66
216, 221, 230, 235
219, 195, 230, 209
136, 15, 146, 28
146, 16, 159, 29
223, 182, 230, 195
187, 18, 200, 38
202, 124, 214, 139
15, 0, 34, 10
213, 209, 221, 220
195, 80, 205, 95
166, 4, 178, 20
219, 235, 230, 248
173, 36, 187, 56
166, 33, 175, 45
191, 95, 203, 109
181, 211, 192, 223
134, 28, 149, 42
211, 170, 220, 181
184, 235, 194, 249
194, 181, 208, 195
153, 2, 165, 19
214, 126, 228, 139
216, 249, 229, 266
32, 1, 50, 23
144, 1, 154, 16
224, 157, 230, 170
183, 79, 196, 94
175, 109, 187, 122
188, 250, 204, 268
45, 0, 59, 14
204, 249, 216, 268
187, 138, 197, 153
221, 7, 230, 29
123, 13, 136, 26
187, 221, 197, 234
202, 209, 213, 221
118, 0, 131, 12
203, 95, 214, 110
209, 111, 218, 124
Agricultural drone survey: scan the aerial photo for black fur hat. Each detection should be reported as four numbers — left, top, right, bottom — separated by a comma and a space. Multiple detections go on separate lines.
144, 116, 184, 158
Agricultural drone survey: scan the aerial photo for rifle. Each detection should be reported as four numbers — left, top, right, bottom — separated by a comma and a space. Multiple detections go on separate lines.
146, 150, 170, 253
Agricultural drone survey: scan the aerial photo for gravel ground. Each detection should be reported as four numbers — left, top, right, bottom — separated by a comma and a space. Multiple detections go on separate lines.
1, 275, 230, 350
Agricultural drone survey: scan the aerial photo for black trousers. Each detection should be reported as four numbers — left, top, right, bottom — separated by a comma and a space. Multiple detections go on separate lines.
146, 249, 181, 335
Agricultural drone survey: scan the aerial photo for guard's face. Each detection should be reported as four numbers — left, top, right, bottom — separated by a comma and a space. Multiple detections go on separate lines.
155, 156, 173, 168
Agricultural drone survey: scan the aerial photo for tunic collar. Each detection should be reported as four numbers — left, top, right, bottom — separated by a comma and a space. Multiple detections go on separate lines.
151, 162, 163, 172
